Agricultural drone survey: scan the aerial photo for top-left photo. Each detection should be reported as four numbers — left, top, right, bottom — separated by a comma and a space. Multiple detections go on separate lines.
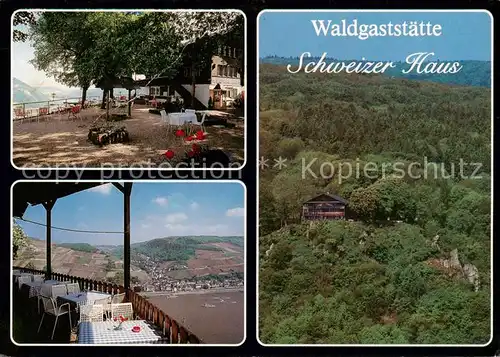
11, 9, 246, 170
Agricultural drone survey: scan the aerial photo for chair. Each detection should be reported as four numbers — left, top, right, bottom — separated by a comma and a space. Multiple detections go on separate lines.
38, 295, 72, 340
51, 284, 68, 298
95, 296, 112, 319
68, 105, 81, 120
66, 283, 80, 294
18, 275, 32, 289
185, 109, 196, 114
191, 112, 207, 132
111, 302, 133, 320
80, 304, 104, 323
111, 293, 125, 304
33, 275, 44, 283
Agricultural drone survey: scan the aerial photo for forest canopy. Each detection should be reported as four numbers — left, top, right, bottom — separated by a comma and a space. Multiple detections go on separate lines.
259, 63, 491, 344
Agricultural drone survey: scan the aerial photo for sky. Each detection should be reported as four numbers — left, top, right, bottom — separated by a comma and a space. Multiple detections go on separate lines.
11, 38, 67, 90
15, 182, 246, 245
258, 11, 492, 61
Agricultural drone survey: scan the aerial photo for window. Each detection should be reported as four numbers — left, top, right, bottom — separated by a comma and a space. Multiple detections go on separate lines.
217, 46, 222, 55
233, 48, 237, 58
227, 66, 233, 77
217, 65, 223, 76
150, 86, 160, 96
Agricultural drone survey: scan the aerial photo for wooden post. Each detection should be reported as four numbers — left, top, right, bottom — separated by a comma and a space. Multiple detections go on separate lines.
42, 200, 56, 279
113, 182, 133, 290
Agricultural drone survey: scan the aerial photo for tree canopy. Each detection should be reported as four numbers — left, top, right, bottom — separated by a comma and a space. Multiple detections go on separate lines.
19, 10, 244, 105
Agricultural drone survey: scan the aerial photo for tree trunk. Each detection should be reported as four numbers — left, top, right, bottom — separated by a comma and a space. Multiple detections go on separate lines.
191, 63, 196, 109
81, 85, 89, 108
128, 89, 132, 117
101, 90, 107, 109
106, 89, 110, 120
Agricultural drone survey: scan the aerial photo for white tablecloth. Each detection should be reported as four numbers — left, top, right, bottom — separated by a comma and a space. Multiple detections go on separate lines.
78, 320, 163, 344
23, 280, 63, 298
168, 112, 197, 125
58, 291, 111, 312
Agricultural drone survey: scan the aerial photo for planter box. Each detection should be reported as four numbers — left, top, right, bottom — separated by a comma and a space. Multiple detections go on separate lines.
88, 126, 129, 146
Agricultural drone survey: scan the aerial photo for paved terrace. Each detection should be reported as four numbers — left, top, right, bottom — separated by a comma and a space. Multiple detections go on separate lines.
12, 105, 244, 168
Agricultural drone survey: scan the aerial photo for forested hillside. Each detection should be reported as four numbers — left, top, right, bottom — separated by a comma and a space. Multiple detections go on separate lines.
259, 64, 491, 344
112, 236, 244, 263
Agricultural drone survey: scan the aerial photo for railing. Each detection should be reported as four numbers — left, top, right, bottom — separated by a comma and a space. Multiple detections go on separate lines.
12, 96, 102, 121
14, 266, 202, 344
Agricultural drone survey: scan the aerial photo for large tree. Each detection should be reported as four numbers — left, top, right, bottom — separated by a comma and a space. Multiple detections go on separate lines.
12, 11, 36, 42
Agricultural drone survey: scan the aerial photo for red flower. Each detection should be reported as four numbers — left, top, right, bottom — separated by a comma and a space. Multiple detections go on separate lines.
164, 150, 175, 159
113, 317, 117, 321
187, 150, 195, 158
192, 144, 201, 153
195, 131, 206, 140
175, 129, 185, 137
185, 136, 193, 142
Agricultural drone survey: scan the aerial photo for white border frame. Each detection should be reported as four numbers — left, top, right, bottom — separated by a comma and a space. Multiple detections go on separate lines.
256, 9, 494, 347
10, 9, 248, 172
10, 179, 247, 347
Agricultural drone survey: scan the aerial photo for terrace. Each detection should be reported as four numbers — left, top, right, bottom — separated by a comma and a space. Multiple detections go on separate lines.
12, 99, 244, 168
12, 182, 201, 344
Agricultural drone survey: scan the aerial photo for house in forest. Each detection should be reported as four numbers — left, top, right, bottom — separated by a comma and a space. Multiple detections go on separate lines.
301, 193, 348, 221
134, 45, 244, 110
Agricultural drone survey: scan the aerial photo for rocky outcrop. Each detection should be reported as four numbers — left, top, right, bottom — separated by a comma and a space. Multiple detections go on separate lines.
426, 248, 481, 292
462, 263, 480, 292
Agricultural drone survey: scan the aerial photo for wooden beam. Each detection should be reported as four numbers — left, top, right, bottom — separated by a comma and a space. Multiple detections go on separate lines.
123, 183, 133, 290
112, 182, 125, 194
42, 199, 56, 279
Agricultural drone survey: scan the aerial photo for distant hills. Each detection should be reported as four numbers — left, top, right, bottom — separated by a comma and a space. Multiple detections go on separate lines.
12, 78, 49, 104
111, 236, 244, 263
11, 77, 120, 105
260, 56, 491, 87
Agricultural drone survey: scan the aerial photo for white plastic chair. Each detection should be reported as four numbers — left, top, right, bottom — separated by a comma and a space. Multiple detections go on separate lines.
185, 109, 196, 114
111, 302, 133, 320
111, 293, 125, 304
38, 295, 72, 340
66, 283, 80, 294
95, 296, 112, 319
18, 275, 31, 289
191, 112, 207, 132
80, 304, 104, 323
33, 275, 44, 283
51, 284, 67, 298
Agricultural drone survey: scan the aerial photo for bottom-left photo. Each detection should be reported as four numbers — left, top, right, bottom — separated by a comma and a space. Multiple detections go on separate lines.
11, 180, 246, 346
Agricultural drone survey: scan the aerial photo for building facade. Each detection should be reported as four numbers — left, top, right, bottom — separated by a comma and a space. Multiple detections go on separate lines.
137, 45, 244, 110
302, 194, 348, 221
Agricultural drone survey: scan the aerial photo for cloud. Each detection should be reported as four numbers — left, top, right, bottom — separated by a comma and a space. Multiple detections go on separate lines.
88, 184, 113, 195
153, 197, 168, 206
190, 202, 200, 210
165, 213, 188, 224
226, 207, 245, 217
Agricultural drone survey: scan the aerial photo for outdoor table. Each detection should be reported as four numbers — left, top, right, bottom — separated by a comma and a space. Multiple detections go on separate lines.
57, 291, 111, 312
168, 112, 197, 126
25, 280, 62, 298
13, 272, 33, 283
78, 320, 164, 344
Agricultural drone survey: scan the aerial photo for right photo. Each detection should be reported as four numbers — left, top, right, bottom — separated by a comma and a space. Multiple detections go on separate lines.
257, 10, 492, 346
